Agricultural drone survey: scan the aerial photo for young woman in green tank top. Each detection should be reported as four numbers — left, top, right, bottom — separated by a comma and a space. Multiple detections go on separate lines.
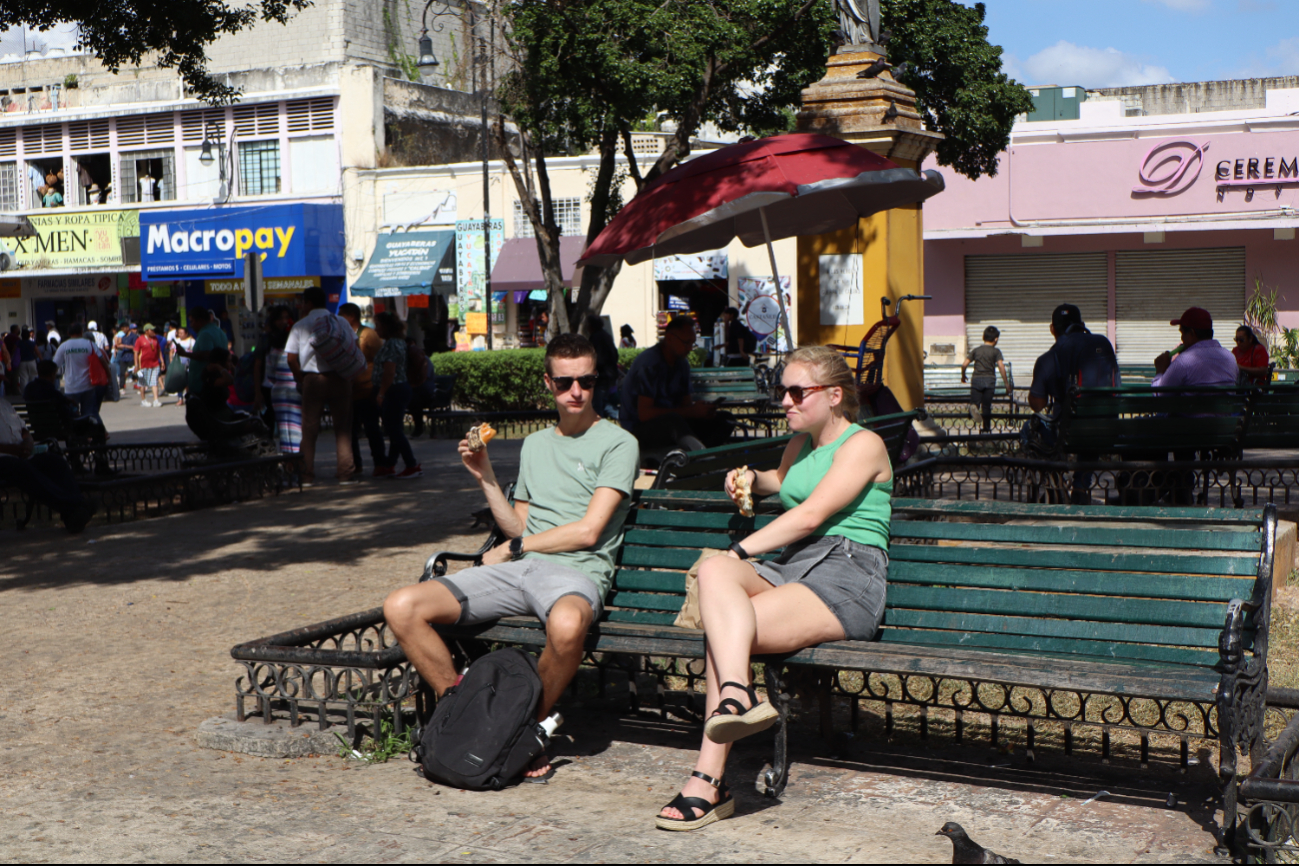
657, 347, 893, 832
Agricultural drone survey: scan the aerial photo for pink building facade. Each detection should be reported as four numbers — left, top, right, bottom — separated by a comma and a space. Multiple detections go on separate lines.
921, 85, 1299, 375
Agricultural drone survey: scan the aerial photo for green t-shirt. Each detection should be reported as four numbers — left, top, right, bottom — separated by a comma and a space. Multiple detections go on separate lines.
188, 322, 228, 396
777, 424, 892, 551
514, 419, 640, 599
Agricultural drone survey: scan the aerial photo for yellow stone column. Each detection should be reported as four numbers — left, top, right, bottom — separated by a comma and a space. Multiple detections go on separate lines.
795, 47, 943, 411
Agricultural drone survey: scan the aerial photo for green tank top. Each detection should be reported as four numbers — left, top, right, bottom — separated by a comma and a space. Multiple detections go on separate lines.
777, 423, 892, 551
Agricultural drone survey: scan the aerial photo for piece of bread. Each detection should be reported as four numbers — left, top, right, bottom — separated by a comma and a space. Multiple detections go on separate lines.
734, 464, 754, 517
466, 423, 497, 452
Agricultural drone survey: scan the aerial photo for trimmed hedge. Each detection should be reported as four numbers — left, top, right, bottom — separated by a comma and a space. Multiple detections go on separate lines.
431, 346, 702, 411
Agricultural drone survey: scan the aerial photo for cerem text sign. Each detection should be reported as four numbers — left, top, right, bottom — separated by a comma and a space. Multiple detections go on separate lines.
139, 204, 344, 281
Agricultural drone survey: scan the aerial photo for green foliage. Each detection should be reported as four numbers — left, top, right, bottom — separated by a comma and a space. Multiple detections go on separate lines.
431, 349, 554, 411
883, 0, 1034, 179
1, 1, 312, 104
1245, 276, 1299, 369
334, 717, 413, 765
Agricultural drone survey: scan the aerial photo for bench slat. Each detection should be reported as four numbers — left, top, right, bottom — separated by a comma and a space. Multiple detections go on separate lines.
608, 591, 688, 612
613, 568, 688, 593
892, 498, 1264, 525
891, 542, 1259, 576
885, 602, 1228, 647
890, 519, 1262, 552
632, 510, 772, 531
888, 586, 1231, 633
879, 628, 1219, 669
887, 561, 1255, 603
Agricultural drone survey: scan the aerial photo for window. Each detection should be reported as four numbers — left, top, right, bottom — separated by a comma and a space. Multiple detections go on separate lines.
288, 136, 338, 194
119, 149, 176, 203
238, 140, 281, 196
70, 153, 112, 206
513, 197, 581, 237
0, 162, 17, 210
26, 156, 64, 208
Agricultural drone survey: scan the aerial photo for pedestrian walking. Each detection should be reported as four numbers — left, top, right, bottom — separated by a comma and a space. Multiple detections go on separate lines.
16, 327, 38, 391
372, 311, 421, 479
337, 303, 384, 474
284, 287, 357, 486
134, 323, 165, 407
961, 326, 1011, 432
261, 307, 302, 455
52, 323, 102, 423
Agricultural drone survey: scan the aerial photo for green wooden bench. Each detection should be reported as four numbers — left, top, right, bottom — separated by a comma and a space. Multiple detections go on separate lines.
1242, 384, 1299, 450
1060, 385, 1252, 458
653, 410, 920, 491
233, 492, 1275, 851
922, 363, 1016, 402
690, 367, 767, 406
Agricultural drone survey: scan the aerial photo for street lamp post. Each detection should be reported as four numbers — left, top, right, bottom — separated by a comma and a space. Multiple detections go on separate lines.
419, 2, 495, 349
198, 120, 232, 203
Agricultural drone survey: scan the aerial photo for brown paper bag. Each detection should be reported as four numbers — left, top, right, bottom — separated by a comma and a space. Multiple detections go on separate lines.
674, 548, 729, 629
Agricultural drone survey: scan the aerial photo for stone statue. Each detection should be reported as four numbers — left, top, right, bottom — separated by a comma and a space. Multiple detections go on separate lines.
835, 0, 881, 49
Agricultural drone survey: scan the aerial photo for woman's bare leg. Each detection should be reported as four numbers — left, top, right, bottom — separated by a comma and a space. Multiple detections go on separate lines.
660, 560, 845, 820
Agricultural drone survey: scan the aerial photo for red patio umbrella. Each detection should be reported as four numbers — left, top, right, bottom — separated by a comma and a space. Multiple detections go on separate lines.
577, 133, 944, 346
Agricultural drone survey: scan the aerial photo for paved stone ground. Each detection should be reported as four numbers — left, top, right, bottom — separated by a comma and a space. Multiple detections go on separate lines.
0, 409, 1240, 863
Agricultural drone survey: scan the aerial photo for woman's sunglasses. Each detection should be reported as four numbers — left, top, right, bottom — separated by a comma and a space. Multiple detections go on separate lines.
774, 384, 833, 404
550, 374, 599, 391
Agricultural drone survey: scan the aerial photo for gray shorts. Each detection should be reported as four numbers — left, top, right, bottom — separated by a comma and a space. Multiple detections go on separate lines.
435, 557, 604, 625
138, 367, 160, 387
752, 535, 888, 641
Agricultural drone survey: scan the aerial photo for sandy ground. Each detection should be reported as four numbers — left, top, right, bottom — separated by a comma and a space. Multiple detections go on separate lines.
0, 397, 1244, 863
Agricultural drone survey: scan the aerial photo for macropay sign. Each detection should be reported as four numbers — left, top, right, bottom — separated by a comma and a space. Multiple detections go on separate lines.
139, 203, 344, 280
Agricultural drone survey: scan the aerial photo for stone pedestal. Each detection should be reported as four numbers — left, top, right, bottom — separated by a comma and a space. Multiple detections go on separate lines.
794, 47, 943, 411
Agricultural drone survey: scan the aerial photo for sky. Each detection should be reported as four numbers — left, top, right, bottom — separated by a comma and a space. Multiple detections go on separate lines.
961, 0, 1296, 89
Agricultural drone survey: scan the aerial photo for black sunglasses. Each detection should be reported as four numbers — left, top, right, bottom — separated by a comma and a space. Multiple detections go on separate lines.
550, 374, 599, 391
774, 384, 832, 404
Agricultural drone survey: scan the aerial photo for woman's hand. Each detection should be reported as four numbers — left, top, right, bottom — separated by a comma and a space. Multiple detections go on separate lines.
724, 467, 753, 503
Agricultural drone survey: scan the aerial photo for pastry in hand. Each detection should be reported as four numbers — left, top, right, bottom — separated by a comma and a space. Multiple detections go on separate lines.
466, 423, 497, 452
734, 465, 754, 517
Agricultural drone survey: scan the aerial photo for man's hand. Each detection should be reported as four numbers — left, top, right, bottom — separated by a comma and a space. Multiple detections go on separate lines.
1154, 351, 1173, 375
458, 437, 494, 483
481, 541, 513, 566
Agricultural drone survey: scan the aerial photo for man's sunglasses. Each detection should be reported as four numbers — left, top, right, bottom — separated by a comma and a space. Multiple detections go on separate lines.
550, 374, 599, 391
774, 384, 833, 404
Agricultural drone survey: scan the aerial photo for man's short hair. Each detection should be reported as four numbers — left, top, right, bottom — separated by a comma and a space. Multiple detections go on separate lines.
338, 302, 361, 320
67, 323, 83, 337
189, 307, 212, 324
1194, 327, 1214, 340
983, 326, 1000, 343
36, 359, 58, 378
664, 316, 697, 336
303, 286, 327, 308
723, 306, 739, 318
544, 333, 597, 374
1051, 303, 1084, 333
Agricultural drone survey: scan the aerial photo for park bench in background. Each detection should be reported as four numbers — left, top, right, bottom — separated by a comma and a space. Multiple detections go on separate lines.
230, 491, 1276, 853
1060, 385, 1252, 458
690, 366, 767, 407
922, 362, 1016, 402
1242, 384, 1299, 450
653, 410, 920, 490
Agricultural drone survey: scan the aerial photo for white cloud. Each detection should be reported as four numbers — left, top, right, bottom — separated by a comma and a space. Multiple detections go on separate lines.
1142, 0, 1211, 10
1234, 36, 1299, 78
1022, 41, 1176, 89
0, 24, 80, 61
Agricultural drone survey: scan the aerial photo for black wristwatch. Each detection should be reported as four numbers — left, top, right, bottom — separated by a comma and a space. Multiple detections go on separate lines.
729, 542, 750, 560
509, 536, 525, 561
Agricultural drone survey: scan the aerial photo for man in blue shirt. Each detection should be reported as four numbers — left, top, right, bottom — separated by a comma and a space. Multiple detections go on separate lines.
619, 316, 730, 452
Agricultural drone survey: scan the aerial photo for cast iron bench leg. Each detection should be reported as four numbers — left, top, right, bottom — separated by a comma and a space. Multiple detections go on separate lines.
762, 662, 791, 798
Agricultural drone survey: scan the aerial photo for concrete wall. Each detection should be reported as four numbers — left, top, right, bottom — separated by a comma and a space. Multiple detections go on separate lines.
1094, 77, 1299, 117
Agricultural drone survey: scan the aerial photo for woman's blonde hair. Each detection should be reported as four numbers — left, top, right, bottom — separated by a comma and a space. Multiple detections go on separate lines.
785, 346, 859, 419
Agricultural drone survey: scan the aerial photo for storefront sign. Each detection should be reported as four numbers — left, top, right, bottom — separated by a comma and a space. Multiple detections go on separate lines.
819, 254, 864, 326
206, 279, 244, 294
265, 276, 320, 295
0, 278, 18, 299
1133, 140, 1209, 196
454, 219, 504, 312
23, 274, 117, 299
352, 231, 455, 297
0, 209, 139, 269
737, 276, 792, 352
465, 312, 489, 335
139, 204, 344, 280
653, 250, 727, 281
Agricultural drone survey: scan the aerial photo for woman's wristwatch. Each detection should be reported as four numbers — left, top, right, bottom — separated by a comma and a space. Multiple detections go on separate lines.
729, 542, 750, 560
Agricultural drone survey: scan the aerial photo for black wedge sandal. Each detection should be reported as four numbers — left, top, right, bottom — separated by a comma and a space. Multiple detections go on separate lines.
703, 681, 779, 745
654, 771, 735, 832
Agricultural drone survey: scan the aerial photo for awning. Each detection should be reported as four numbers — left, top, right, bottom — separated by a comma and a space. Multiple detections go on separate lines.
351, 230, 456, 297
490, 236, 585, 293
0, 212, 36, 239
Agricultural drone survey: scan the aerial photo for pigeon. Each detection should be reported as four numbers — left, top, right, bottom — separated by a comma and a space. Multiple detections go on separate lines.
936, 823, 1021, 865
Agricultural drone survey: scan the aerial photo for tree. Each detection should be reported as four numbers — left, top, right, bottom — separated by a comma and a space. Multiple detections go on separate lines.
882, 0, 1031, 180
494, 0, 1030, 337
0, 1, 312, 104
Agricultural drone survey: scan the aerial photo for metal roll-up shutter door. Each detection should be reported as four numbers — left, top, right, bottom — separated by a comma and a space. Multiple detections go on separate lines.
965, 252, 1109, 380
1114, 248, 1245, 365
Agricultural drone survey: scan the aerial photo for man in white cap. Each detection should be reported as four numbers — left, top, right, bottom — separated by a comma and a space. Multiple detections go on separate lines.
87, 321, 110, 353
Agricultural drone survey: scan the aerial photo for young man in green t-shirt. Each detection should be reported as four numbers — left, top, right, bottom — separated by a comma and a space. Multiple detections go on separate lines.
384, 333, 639, 779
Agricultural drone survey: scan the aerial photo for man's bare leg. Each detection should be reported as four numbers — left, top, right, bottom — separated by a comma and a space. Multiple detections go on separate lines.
383, 581, 464, 696
527, 594, 594, 777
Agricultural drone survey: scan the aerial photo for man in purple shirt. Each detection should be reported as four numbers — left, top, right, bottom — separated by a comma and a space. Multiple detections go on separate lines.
1152, 307, 1239, 388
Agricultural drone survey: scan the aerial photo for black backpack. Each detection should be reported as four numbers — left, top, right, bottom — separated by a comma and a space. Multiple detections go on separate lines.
411, 648, 547, 790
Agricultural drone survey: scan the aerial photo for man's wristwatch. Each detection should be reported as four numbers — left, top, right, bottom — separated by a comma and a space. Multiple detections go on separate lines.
729, 542, 750, 560
509, 536, 525, 561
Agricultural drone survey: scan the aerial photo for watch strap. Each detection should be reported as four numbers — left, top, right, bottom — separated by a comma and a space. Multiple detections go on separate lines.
729, 542, 750, 560
510, 536, 525, 560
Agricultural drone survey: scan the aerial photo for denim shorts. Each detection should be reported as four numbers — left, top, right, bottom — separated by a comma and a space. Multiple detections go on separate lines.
435, 557, 603, 624
752, 535, 888, 641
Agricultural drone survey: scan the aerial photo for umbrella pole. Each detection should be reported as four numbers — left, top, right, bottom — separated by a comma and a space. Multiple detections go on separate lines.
759, 207, 794, 351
